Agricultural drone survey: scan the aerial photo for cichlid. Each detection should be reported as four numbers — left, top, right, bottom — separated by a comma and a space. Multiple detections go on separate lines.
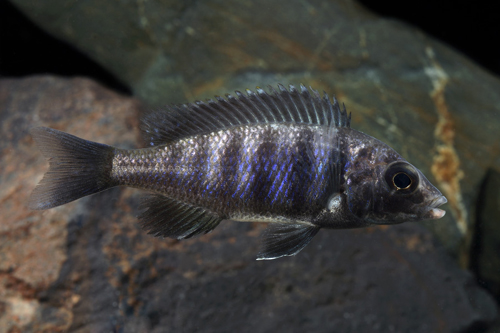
29, 84, 447, 260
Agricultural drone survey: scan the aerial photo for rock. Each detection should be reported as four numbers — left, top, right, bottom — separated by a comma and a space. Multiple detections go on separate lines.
0, 76, 141, 332
0, 76, 497, 333
474, 169, 500, 297
8, 0, 500, 267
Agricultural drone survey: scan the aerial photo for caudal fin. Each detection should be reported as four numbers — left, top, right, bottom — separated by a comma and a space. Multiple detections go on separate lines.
29, 127, 116, 210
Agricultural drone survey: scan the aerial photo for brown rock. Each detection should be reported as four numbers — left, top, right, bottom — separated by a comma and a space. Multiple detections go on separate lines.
0, 76, 497, 333
0, 76, 141, 332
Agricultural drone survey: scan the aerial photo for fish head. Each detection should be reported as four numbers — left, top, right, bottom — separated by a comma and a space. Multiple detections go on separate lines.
344, 141, 447, 225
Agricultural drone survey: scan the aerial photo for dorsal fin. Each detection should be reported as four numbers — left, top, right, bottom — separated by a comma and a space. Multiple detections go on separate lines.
141, 84, 351, 146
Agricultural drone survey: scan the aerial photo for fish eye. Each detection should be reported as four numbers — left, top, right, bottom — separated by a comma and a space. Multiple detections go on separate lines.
393, 172, 412, 190
384, 162, 419, 193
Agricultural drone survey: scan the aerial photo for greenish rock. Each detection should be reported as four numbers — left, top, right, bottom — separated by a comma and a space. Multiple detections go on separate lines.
8, 0, 500, 267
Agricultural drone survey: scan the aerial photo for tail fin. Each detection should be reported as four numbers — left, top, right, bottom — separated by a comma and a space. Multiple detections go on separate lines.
29, 127, 116, 210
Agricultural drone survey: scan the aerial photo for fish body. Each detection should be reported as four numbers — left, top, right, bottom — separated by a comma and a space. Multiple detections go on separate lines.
29, 84, 447, 259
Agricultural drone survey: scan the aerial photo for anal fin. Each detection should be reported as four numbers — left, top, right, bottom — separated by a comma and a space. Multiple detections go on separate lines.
257, 223, 320, 260
139, 194, 222, 239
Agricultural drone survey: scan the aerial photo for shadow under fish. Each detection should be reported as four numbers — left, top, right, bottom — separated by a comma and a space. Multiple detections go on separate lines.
29, 84, 447, 260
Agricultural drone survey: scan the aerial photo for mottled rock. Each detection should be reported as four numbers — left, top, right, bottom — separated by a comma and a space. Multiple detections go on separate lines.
0, 76, 141, 332
0, 76, 497, 333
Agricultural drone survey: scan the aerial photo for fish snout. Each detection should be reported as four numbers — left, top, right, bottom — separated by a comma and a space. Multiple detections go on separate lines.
425, 195, 447, 219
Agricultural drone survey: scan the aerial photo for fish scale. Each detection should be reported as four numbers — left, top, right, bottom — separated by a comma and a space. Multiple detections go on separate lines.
28, 84, 447, 260
111, 123, 333, 220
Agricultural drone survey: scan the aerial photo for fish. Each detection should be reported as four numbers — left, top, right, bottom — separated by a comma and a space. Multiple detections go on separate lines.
29, 84, 447, 260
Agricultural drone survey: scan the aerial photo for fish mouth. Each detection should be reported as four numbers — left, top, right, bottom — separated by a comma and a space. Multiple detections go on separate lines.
426, 195, 447, 219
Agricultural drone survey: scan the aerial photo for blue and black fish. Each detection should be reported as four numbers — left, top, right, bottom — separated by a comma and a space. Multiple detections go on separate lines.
29, 84, 447, 260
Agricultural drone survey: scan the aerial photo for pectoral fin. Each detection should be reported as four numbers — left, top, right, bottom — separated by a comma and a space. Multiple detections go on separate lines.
257, 223, 320, 260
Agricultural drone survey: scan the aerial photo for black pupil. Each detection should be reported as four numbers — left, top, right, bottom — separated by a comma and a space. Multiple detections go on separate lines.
393, 173, 411, 189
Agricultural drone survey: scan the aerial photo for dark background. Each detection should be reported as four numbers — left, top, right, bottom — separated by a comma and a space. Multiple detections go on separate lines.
0, 0, 498, 94
0, 1, 131, 94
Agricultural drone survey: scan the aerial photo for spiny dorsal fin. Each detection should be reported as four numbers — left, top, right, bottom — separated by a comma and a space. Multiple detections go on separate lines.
141, 84, 351, 146
138, 194, 222, 239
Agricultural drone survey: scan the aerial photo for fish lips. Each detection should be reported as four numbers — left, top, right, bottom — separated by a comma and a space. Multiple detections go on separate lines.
424, 195, 447, 219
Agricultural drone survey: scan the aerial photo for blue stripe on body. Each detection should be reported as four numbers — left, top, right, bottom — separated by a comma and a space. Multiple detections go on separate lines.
233, 147, 252, 199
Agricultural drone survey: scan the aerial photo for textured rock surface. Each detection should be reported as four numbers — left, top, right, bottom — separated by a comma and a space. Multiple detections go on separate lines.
0, 77, 141, 332
475, 170, 500, 297
8, 0, 500, 267
0, 76, 497, 332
